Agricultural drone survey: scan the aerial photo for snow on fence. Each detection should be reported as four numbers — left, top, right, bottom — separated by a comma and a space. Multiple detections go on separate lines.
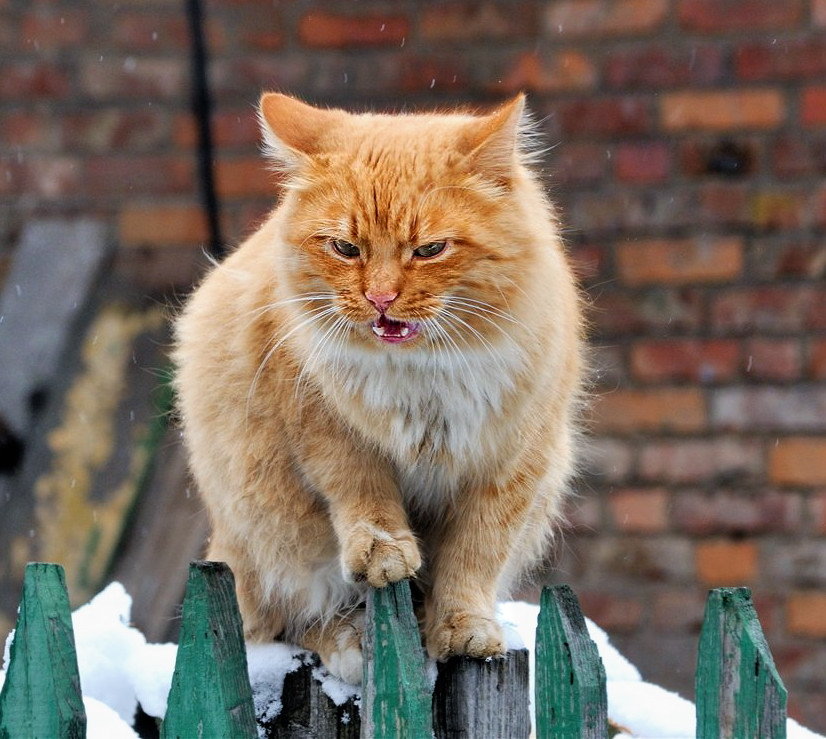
0, 561, 788, 738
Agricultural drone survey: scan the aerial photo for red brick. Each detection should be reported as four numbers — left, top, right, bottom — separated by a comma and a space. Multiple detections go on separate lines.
3, 111, 57, 148
559, 97, 652, 137
545, 0, 667, 37
614, 142, 671, 184
605, 45, 723, 89
678, 0, 803, 32
651, 590, 706, 632
421, 2, 537, 41
563, 496, 602, 534
0, 61, 71, 99
399, 57, 469, 94
639, 439, 763, 484
631, 339, 739, 383
569, 243, 604, 283
736, 39, 826, 81
743, 339, 801, 380
298, 12, 409, 49
23, 157, 84, 198
111, 13, 188, 49
114, 244, 202, 292
551, 143, 607, 185
617, 237, 743, 285
770, 439, 826, 486
749, 238, 826, 279
21, 8, 86, 49
214, 158, 276, 198
695, 540, 758, 586
787, 592, 826, 637
817, 0, 826, 26
491, 50, 597, 94
578, 592, 644, 632
813, 490, 826, 534
802, 87, 826, 127
61, 110, 170, 152
771, 136, 826, 179
119, 204, 208, 247
585, 537, 694, 582
710, 287, 820, 334
750, 190, 810, 230
811, 340, 826, 380
590, 288, 703, 337
591, 388, 706, 434
712, 387, 826, 432
81, 57, 186, 99
679, 138, 757, 177
672, 490, 802, 535
697, 183, 749, 226
662, 90, 784, 131
208, 57, 310, 99
85, 155, 194, 196
608, 488, 668, 533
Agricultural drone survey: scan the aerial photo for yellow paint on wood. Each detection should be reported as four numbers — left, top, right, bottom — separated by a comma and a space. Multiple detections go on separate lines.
33, 305, 164, 605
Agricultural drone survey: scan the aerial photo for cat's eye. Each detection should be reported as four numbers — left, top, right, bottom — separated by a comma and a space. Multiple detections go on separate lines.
413, 242, 447, 259
332, 239, 361, 258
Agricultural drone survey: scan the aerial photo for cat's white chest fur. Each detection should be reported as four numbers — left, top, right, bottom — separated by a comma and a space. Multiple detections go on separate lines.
318, 340, 523, 475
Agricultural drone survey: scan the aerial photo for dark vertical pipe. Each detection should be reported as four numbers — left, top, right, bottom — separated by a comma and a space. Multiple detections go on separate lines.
184, 0, 224, 260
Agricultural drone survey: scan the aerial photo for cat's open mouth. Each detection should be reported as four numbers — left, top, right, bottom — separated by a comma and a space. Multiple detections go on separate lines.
370, 314, 421, 343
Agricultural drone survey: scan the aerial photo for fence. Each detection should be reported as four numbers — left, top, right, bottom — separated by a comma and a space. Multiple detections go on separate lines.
0, 561, 787, 738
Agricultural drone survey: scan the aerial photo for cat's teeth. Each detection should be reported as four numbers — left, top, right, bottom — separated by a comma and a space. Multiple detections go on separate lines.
371, 324, 386, 337
399, 326, 409, 337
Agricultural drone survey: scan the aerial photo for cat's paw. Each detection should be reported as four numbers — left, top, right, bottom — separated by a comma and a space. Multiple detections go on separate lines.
325, 642, 364, 685
426, 612, 505, 660
320, 613, 364, 685
341, 525, 421, 588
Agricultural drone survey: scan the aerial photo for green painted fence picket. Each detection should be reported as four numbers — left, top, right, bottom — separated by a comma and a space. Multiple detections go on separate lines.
696, 587, 787, 739
361, 580, 433, 739
0, 563, 86, 739
535, 584, 608, 739
0, 563, 791, 739
160, 561, 258, 739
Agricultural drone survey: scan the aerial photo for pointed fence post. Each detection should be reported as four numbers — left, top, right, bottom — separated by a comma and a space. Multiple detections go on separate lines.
696, 587, 787, 739
361, 580, 432, 739
432, 648, 530, 738
0, 562, 86, 738
535, 585, 608, 739
161, 561, 257, 739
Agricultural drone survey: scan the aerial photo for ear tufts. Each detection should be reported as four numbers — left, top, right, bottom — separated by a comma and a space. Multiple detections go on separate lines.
461, 93, 530, 182
258, 92, 344, 170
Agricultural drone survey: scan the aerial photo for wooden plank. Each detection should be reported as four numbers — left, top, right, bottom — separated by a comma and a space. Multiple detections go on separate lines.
160, 561, 258, 739
0, 219, 110, 438
361, 580, 432, 739
696, 587, 787, 739
0, 562, 86, 738
535, 585, 608, 739
433, 649, 530, 738
106, 426, 209, 643
260, 659, 360, 738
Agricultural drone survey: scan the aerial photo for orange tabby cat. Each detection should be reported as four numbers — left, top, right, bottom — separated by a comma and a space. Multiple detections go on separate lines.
173, 92, 584, 684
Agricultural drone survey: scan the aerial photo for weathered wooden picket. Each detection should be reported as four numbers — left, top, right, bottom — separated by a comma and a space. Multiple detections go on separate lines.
0, 561, 789, 738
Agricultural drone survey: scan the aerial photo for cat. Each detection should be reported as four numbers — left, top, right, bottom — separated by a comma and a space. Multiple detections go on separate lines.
173, 92, 585, 684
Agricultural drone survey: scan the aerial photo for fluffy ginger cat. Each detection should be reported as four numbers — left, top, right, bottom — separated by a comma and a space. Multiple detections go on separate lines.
173, 92, 584, 684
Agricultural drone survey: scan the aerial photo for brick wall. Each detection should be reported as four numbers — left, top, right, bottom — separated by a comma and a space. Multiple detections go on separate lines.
2, 0, 825, 729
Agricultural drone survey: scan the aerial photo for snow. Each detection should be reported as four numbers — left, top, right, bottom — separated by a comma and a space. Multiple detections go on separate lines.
0, 583, 822, 738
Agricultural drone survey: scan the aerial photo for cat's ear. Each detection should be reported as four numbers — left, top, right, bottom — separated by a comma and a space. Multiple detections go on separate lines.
258, 93, 344, 169
460, 94, 527, 182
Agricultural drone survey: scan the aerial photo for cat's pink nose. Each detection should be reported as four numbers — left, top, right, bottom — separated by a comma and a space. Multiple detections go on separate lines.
365, 290, 398, 312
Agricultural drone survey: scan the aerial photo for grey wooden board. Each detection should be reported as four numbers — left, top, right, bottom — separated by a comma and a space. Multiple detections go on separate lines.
260, 660, 360, 738
0, 219, 111, 436
433, 649, 531, 739
107, 429, 209, 642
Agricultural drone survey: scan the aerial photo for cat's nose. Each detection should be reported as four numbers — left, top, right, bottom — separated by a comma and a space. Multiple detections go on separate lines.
365, 290, 398, 312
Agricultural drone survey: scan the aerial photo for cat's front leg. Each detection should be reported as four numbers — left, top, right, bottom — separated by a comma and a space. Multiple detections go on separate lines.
424, 473, 536, 660
299, 428, 421, 588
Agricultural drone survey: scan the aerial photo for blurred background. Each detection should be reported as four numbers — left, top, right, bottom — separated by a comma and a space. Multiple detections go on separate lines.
1, 0, 825, 730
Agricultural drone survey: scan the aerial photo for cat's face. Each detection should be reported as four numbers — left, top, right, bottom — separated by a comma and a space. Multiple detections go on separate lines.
261, 94, 538, 353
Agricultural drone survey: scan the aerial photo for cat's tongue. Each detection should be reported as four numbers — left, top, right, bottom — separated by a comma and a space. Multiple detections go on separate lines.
371, 314, 420, 343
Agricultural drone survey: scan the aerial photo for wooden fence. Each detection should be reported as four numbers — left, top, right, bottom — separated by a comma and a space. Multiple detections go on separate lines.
0, 561, 788, 738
